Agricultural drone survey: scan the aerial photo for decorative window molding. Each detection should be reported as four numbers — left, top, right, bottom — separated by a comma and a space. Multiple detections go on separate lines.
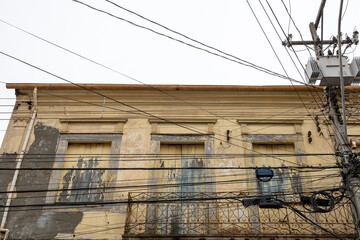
237, 119, 303, 124
150, 134, 214, 192
146, 134, 215, 234
45, 134, 122, 206
327, 120, 360, 136
149, 118, 217, 135
59, 118, 127, 134
238, 119, 303, 135
242, 132, 307, 234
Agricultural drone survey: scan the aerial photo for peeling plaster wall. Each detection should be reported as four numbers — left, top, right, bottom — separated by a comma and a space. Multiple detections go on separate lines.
111, 119, 152, 237
6, 122, 83, 239
0, 87, 351, 239
0, 153, 18, 221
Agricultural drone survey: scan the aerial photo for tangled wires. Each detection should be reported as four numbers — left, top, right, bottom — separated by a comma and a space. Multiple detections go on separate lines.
301, 189, 345, 213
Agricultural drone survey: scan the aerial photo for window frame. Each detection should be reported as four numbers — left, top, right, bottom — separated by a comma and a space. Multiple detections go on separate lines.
240, 122, 308, 234
45, 134, 122, 204
244, 133, 307, 192
150, 134, 214, 193
147, 134, 215, 235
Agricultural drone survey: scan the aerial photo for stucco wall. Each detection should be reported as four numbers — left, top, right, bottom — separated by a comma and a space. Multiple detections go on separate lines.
0, 86, 352, 239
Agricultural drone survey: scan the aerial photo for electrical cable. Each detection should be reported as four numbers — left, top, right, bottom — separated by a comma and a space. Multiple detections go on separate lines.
0, 167, 340, 197
0, 19, 321, 157
71, 0, 308, 85
0, 165, 340, 172
0, 19, 249, 132
0, 172, 341, 203
0, 177, 344, 239
1, 79, 336, 165
0, 4, 354, 237
101, 0, 314, 86
0, 173, 340, 200
0, 181, 342, 210
0, 55, 315, 168
279, 0, 314, 57
0, 25, 348, 239
341, 0, 349, 20
286, 0, 291, 35
246, 1, 337, 164
263, 0, 346, 151
1, 79, 334, 165
0, 20, 327, 156
278, 199, 346, 240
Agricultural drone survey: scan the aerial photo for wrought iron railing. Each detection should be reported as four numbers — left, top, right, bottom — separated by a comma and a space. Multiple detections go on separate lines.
123, 192, 356, 239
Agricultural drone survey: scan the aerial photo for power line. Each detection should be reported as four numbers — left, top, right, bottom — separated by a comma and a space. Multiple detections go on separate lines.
279, 0, 314, 57
0, 5, 355, 238
71, 0, 308, 85
0, 18, 250, 131
1, 80, 333, 164
246, 1, 337, 164
2, 80, 333, 164
278, 199, 345, 240
286, 0, 291, 35
0, 152, 338, 157
0, 165, 339, 171
0, 172, 339, 197
341, 0, 350, 20
32, 91, 336, 165
259, 0, 340, 150
0, 167, 341, 197
0, 183, 342, 210
0, 171, 338, 194
0, 17, 327, 153
0, 56, 314, 167
102, 0, 308, 85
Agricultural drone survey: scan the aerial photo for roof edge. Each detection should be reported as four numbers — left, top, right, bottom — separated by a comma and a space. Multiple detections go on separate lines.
5, 83, 332, 92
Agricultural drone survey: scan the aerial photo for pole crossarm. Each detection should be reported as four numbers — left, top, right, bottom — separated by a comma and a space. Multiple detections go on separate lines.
282, 39, 352, 46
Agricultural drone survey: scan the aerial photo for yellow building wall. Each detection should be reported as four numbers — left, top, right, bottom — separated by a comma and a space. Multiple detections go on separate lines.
0, 85, 355, 239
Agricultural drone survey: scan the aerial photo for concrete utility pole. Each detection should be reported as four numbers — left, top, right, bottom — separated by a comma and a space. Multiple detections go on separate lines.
282, 0, 360, 236
334, 0, 360, 236
326, 86, 360, 236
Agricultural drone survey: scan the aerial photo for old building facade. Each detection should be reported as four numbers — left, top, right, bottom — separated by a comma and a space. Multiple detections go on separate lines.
0, 84, 358, 239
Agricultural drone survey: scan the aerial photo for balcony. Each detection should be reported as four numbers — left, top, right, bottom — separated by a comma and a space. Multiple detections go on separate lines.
123, 192, 356, 239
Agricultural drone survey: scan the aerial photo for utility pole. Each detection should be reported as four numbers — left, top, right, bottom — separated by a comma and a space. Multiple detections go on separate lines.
282, 0, 360, 236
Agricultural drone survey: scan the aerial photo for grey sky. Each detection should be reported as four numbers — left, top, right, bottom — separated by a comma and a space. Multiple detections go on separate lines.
0, 0, 359, 146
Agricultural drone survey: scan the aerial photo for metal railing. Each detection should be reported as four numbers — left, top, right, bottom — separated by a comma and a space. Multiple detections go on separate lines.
123, 192, 356, 239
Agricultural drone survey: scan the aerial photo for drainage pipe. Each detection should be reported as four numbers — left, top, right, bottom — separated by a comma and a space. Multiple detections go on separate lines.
0, 87, 37, 230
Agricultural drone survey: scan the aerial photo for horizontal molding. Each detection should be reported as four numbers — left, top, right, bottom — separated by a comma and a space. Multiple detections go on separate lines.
151, 133, 213, 136
149, 118, 217, 124
7, 83, 329, 92
59, 118, 127, 123
60, 118, 127, 133
325, 119, 360, 125
237, 119, 303, 124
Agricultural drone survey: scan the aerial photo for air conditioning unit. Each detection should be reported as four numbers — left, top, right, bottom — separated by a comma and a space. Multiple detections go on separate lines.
350, 57, 360, 84
305, 57, 322, 85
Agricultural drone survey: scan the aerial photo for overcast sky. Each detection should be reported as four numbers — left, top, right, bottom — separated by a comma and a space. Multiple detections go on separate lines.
0, 0, 359, 146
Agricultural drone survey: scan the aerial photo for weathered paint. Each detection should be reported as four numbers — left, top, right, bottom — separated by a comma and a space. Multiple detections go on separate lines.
151, 134, 215, 193
58, 155, 106, 202
0, 85, 356, 239
0, 153, 18, 221
6, 122, 84, 239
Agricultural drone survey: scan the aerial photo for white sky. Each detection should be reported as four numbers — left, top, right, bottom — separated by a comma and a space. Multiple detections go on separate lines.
0, 0, 359, 146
